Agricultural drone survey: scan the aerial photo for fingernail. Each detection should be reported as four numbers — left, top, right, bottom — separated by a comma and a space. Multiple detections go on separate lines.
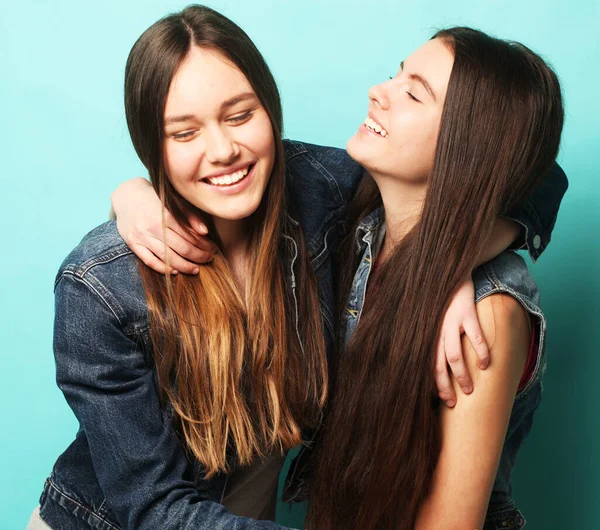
447, 400, 456, 408
198, 223, 208, 234
171, 270, 179, 275
192, 267, 199, 275
462, 386, 472, 394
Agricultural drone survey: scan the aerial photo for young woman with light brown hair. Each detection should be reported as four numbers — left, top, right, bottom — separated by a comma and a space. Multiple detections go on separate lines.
35, 6, 330, 529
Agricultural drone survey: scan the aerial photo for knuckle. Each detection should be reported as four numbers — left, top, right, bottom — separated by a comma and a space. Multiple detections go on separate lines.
447, 353, 462, 364
198, 252, 212, 263
472, 333, 484, 344
435, 364, 447, 375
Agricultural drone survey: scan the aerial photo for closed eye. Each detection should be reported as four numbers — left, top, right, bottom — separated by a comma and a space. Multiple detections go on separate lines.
172, 130, 195, 140
406, 91, 421, 103
227, 111, 253, 124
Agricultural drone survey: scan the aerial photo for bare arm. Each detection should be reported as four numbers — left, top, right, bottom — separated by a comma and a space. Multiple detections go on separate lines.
479, 218, 521, 265
417, 293, 530, 530
435, 218, 521, 406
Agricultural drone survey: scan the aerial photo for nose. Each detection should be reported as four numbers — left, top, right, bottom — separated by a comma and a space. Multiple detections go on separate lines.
204, 125, 240, 164
368, 80, 391, 110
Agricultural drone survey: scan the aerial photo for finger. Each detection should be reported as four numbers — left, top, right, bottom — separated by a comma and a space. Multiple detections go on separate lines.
165, 206, 209, 237
165, 228, 215, 264
168, 223, 217, 254
132, 245, 174, 275
445, 328, 473, 395
435, 333, 456, 407
162, 210, 216, 253
185, 211, 209, 235
463, 316, 490, 369
146, 237, 203, 275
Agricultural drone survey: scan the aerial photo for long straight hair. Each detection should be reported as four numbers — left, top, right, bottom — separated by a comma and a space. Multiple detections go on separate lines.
308, 27, 563, 529
124, 5, 327, 477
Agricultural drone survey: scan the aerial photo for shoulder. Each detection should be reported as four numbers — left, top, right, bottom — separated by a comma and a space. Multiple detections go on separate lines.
58, 221, 132, 276
283, 139, 364, 205
474, 294, 530, 357
56, 221, 148, 329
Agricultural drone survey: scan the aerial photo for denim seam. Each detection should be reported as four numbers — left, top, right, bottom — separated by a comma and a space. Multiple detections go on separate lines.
59, 271, 130, 334
55, 245, 133, 290
45, 478, 119, 530
311, 224, 336, 271
505, 201, 545, 262
487, 500, 516, 517
283, 139, 308, 160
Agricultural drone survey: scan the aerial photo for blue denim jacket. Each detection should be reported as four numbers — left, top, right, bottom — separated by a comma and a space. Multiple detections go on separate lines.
342, 208, 548, 530
39, 140, 566, 529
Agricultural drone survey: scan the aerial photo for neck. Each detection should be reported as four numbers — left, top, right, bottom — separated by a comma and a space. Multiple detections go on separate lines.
373, 175, 426, 261
213, 217, 250, 255
213, 217, 251, 287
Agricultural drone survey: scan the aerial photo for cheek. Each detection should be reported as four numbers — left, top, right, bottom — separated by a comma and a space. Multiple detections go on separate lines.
240, 112, 275, 163
396, 112, 439, 163
163, 142, 201, 185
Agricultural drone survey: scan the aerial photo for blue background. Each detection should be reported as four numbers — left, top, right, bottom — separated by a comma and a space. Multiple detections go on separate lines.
1, 1, 598, 528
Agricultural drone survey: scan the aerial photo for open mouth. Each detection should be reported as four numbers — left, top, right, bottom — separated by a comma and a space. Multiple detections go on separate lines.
364, 117, 388, 137
202, 164, 254, 187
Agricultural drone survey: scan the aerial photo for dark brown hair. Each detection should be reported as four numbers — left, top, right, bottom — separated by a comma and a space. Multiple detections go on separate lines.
308, 27, 563, 529
124, 5, 327, 477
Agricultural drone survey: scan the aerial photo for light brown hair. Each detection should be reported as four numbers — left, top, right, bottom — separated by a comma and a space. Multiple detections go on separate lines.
124, 5, 327, 477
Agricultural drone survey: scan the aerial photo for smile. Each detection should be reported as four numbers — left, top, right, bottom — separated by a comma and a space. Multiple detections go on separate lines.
203, 165, 252, 187
364, 116, 388, 137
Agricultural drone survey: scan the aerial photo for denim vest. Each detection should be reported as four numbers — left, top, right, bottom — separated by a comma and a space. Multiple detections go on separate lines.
342, 208, 547, 530
39, 140, 566, 530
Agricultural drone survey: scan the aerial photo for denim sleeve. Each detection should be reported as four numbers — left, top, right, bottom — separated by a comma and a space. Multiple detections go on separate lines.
504, 162, 568, 262
53, 272, 295, 530
287, 141, 365, 207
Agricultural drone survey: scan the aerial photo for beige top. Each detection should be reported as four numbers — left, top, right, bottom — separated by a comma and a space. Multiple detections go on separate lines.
222, 452, 287, 520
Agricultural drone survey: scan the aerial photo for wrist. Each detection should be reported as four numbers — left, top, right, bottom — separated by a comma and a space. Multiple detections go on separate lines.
110, 177, 151, 215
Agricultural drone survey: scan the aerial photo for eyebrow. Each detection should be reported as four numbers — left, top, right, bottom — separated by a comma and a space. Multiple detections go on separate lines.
164, 92, 258, 126
400, 61, 437, 101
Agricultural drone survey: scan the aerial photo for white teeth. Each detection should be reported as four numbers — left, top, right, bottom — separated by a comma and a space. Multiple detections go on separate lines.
206, 166, 251, 186
364, 116, 388, 137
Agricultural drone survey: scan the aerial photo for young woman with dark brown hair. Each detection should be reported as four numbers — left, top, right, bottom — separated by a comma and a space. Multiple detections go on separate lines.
93, 12, 566, 530
305, 28, 564, 530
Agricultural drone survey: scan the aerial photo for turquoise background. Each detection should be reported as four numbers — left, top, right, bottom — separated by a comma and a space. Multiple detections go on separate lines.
1, 0, 598, 528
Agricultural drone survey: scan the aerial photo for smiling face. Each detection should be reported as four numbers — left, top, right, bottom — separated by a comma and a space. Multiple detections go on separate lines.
346, 38, 454, 185
162, 46, 275, 222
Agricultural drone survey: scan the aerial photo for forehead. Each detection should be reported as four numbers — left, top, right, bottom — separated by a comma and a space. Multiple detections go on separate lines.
165, 46, 254, 115
404, 38, 454, 100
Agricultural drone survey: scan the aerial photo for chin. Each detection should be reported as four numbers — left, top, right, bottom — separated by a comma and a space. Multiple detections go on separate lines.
346, 134, 371, 169
217, 204, 262, 221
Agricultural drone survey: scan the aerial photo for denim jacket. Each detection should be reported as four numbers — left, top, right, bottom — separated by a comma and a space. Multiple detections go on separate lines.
341, 208, 548, 530
39, 140, 566, 529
